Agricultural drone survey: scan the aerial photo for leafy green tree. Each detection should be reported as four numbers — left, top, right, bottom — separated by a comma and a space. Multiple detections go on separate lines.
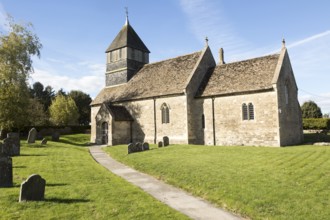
27, 98, 48, 126
29, 81, 55, 111
49, 95, 79, 126
68, 90, 92, 125
301, 101, 322, 118
0, 16, 42, 131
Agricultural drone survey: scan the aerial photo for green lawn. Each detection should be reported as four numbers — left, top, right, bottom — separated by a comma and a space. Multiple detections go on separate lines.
105, 142, 330, 220
0, 134, 188, 220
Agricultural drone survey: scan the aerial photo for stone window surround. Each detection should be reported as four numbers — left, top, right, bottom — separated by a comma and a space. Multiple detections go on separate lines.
161, 103, 170, 124
242, 102, 255, 121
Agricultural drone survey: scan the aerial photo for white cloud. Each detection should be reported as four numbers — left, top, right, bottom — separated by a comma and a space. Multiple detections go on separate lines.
179, 0, 251, 61
0, 3, 9, 31
30, 59, 105, 98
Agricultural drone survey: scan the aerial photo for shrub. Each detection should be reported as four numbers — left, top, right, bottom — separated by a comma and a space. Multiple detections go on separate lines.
303, 118, 330, 130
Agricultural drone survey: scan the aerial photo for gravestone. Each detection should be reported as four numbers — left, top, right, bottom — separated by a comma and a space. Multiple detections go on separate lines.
163, 136, 169, 147
27, 128, 37, 144
41, 138, 47, 145
135, 142, 142, 152
0, 156, 13, 187
3, 133, 20, 156
142, 142, 149, 151
158, 141, 163, 148
7, 132, 21, 156
52, 132, 60, 142
128, 143, 134, 154
19, 174, 46, 202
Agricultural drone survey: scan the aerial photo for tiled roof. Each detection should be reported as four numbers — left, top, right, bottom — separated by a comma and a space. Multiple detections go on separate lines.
91, 51, 202, 105
106, 22, 150, 53
197, 53, 280, 97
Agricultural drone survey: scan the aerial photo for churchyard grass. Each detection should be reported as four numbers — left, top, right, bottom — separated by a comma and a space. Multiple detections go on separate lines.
105, 142, 330, 220
0, 134, 188, 220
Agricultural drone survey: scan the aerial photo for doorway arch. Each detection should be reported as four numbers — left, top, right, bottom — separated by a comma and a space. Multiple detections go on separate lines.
101, 122, 108, 144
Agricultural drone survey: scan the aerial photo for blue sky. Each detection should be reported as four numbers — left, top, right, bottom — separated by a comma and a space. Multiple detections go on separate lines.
1, 0, 330, 113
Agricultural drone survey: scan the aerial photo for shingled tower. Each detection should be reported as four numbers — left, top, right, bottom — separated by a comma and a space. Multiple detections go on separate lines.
105, 14, 150, 86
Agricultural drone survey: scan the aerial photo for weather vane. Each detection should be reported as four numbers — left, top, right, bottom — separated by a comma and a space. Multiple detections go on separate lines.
125, 7, 128, 18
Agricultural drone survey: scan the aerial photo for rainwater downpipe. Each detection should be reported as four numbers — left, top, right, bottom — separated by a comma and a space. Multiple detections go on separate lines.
153, 98, 157, 144
212, 97, 216, 146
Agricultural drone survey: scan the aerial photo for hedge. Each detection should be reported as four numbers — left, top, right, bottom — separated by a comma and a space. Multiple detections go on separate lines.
303, 118, 330, 130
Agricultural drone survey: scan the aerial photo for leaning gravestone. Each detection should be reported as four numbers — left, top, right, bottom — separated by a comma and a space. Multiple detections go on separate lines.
142, 142, 150, 151
158, 141, 163, 148
19, 174, 46, 202
27, 128, 37, 144
128, 143, 134, 154
163, 136, 169, 147
52, 132, 60, 142
0, 156, 13, 187
41, 138, 47, 145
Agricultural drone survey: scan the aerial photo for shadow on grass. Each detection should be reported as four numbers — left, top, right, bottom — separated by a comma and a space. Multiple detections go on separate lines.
13, 165, 26, 169
304, 133, 330, 144
46, 183, 68, 187
57, 139, 91, 147
19, 154, 47, 157
45, 198, 90, 204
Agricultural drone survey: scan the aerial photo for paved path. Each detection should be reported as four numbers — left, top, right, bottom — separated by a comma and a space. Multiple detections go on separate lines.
89, 146, 242, 220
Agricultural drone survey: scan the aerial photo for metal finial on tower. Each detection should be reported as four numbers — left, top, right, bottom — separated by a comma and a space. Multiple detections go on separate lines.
125, 7, 129, 25
205, 36, 209, 47
282, 38, 286, 48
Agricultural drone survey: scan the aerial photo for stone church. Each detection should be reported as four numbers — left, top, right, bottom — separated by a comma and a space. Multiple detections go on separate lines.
90, 17, 303, 147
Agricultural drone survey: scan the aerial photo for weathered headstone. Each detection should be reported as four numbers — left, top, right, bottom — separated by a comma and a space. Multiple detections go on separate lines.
163, 136, 169, 147
158, 141, 163, 148
7, 132, 21, 156
19, 174, 46, 202
142, 142, 149, 151
3, 133, 20, 156
27, 128, 37, 144
41, 138, 47, 145
52, 132, 60, 142
135, 142, 142, 152
0, 156, 13, 187
128, 143, 134, 154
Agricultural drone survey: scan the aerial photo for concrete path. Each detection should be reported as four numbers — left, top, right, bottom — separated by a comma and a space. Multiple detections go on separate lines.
89, 146, 242, 220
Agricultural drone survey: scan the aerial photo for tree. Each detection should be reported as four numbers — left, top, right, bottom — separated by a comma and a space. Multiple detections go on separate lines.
27, 98, 48, 126
29, 81, 55, 111
68, 90, 92, 125
49, 95, 79, 126
0, 16, 42, 131
301, 101, 322, 118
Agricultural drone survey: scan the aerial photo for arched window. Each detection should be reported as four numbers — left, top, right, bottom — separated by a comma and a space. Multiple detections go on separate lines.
161, 103, 170, 124
242, 103, 248, 120
285, 84, 289, 105
248, 103, 254, 120
242, 103, 254, 120
202, 114, 205, 129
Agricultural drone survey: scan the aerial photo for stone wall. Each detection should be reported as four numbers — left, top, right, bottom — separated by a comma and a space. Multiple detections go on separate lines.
90, 105, 101, 143
276, 50, 304, 145
122, 95, 188, 144
112, 121, 131, 145
185, 46, 216, 144
203, 91, 280, 146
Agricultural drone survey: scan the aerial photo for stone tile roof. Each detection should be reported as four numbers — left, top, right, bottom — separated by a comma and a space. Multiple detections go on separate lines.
106, 22, 150, 53
91, 51, 202, 105
198, 53, 280, 97
108, 105, 133, 121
